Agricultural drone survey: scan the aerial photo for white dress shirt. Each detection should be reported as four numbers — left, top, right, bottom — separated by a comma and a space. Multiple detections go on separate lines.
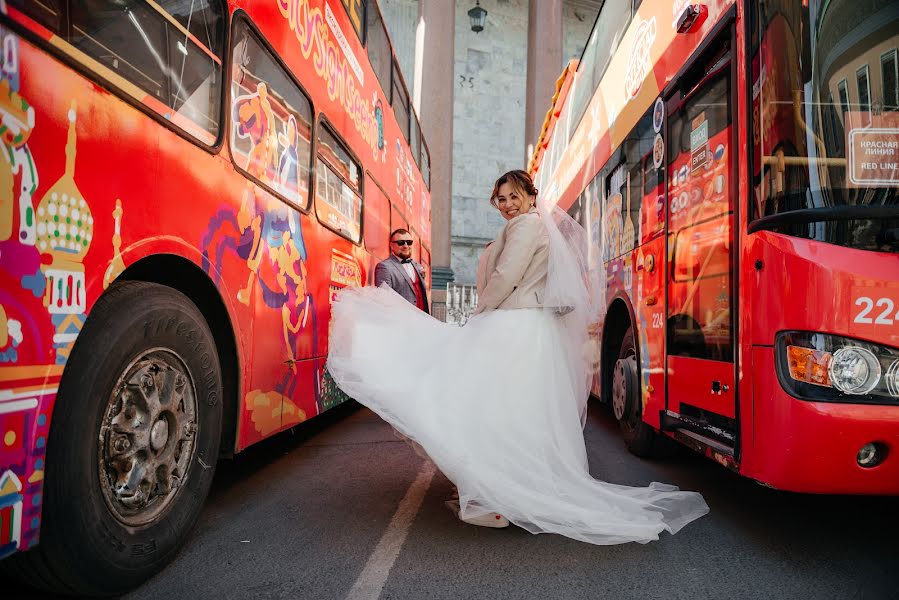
401, 261, 417, 282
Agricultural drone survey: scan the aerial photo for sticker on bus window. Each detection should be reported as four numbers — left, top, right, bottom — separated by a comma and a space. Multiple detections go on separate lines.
846, 112, 899, 188
653, 133, 664, 168
690, 113, 709, 175
653, 98, 664, 133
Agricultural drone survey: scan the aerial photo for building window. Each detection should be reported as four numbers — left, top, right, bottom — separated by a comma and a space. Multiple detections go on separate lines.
881, 49, 898, 110
230, 20, 314, 209
856, 65, 871, 112
315, 124, 363, 242
823, 92, 844, 156
837, 79, 850, 116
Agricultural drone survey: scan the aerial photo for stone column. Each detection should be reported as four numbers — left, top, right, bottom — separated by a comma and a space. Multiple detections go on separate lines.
524, 0, 563, 164
414, 0, 455, 319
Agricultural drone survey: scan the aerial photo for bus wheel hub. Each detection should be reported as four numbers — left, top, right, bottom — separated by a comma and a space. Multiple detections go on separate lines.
612, 356, 637, 422
99, 350, 198, 526
150, 419, 169, 451
612, 359, 628, 421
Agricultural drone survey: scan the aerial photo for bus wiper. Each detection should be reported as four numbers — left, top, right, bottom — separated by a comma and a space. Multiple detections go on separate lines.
748, 205, 899, 234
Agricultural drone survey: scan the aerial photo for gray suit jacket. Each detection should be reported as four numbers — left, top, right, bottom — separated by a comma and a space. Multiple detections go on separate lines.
374, 254, 430, 314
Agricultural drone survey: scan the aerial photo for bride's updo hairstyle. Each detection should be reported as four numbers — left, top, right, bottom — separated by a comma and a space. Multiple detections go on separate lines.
490, 169, 538, 208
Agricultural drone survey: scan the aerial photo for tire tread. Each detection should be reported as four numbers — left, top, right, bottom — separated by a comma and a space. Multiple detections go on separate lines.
3, 281, 222, 597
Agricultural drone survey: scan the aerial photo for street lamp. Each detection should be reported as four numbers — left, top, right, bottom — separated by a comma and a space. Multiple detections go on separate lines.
468, 1, 487, 33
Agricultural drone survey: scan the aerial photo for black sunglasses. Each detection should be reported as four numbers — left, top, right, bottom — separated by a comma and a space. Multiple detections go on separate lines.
392, 240, 413, 246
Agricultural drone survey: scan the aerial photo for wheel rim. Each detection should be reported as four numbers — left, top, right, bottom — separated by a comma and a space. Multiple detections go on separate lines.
98, 349, 198, 527
612, 358, 628, 421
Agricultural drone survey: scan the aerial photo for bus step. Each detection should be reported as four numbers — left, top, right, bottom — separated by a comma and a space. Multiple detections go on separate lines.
673, 428, 735, 457
660, 410, 736, 456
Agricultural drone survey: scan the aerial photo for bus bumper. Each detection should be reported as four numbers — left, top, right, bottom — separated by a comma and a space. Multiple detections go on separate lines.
744, 347, 899, 495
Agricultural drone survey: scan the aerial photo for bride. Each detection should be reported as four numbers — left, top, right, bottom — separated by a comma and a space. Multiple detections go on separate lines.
327, 170, 709, 545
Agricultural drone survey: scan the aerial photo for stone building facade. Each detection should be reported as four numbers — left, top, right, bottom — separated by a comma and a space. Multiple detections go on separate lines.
380, 0, 599, 285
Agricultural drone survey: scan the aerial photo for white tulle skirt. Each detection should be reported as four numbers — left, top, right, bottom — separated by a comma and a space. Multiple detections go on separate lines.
327, 285, 709, 545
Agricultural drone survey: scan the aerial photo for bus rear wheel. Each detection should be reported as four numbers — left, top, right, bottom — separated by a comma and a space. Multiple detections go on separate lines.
613, 325, 674, 459
6, 281, 223, 597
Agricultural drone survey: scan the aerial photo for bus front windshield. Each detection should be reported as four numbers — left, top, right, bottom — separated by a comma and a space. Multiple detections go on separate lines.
752, 0, 899, 252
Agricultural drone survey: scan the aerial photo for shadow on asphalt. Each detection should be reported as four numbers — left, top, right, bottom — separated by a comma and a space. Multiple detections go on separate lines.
204, 399, 363, 499
4, 398, 898, 598
584, 397, 899, 560
0, 400, 363, 600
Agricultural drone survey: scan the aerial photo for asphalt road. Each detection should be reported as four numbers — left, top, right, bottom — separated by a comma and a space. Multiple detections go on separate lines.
5, 400, 898, 599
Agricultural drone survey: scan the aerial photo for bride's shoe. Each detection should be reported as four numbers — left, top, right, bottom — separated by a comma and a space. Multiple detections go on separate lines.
444, 499, 510, 528
444, 498, 461, 515
461, 512, 510, 528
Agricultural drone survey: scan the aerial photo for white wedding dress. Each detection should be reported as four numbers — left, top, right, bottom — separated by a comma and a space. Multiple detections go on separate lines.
327, 203, 709, 545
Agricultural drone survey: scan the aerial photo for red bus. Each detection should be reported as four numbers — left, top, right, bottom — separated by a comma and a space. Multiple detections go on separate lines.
530, 0, 898, 495
0, 0, 431, 594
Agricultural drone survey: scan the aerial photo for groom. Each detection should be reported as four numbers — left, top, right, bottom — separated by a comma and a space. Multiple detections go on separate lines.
374, 229, 430, 314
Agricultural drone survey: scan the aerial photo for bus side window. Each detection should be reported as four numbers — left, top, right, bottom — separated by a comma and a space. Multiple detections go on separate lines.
411, 117, 422, 169
315, 124, 363, 243
365, 0, 392, 94
364, 175, 390, 258
10, 0, 226, 143
392, 60, 411, 142
229, 19, 315, 210
340, 0, 365, 42
568, 0, 633, 132
9, 0, 64, 34
421, 139, 431, 190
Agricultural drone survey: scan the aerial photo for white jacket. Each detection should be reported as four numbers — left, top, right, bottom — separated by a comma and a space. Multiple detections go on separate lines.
474, 210, 549, 314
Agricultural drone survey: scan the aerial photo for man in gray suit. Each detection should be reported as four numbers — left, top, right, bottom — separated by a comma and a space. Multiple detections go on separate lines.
374, 228, 430, 314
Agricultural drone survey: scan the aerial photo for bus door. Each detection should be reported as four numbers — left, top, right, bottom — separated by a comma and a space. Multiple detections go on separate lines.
664, 30, 738, 448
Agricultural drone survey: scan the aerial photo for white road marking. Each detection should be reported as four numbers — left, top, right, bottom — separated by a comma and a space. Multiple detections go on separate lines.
345, 461, 437, 600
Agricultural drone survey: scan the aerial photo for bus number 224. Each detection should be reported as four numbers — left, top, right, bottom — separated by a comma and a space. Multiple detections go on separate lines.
854, 297, 899, 326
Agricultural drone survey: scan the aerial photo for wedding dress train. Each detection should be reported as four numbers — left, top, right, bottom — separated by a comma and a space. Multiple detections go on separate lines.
327, 284, 709, 545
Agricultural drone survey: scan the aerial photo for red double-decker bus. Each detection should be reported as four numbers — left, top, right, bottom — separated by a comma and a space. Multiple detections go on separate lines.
0, 0, 431, 594
530, 0, 898, 495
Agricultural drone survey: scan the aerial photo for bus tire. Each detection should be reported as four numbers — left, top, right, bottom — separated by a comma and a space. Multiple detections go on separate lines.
7, 280, 223, 597
614, 325, 674, 459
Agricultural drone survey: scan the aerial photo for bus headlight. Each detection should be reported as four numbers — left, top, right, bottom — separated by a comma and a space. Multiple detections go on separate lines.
776, 332, 899, 403
828, 347, 881, 395
886, 360, 899, 398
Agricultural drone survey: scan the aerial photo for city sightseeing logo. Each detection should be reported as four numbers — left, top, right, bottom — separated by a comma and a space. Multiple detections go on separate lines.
625, 17, 657, 100
276, 0, 379, 153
